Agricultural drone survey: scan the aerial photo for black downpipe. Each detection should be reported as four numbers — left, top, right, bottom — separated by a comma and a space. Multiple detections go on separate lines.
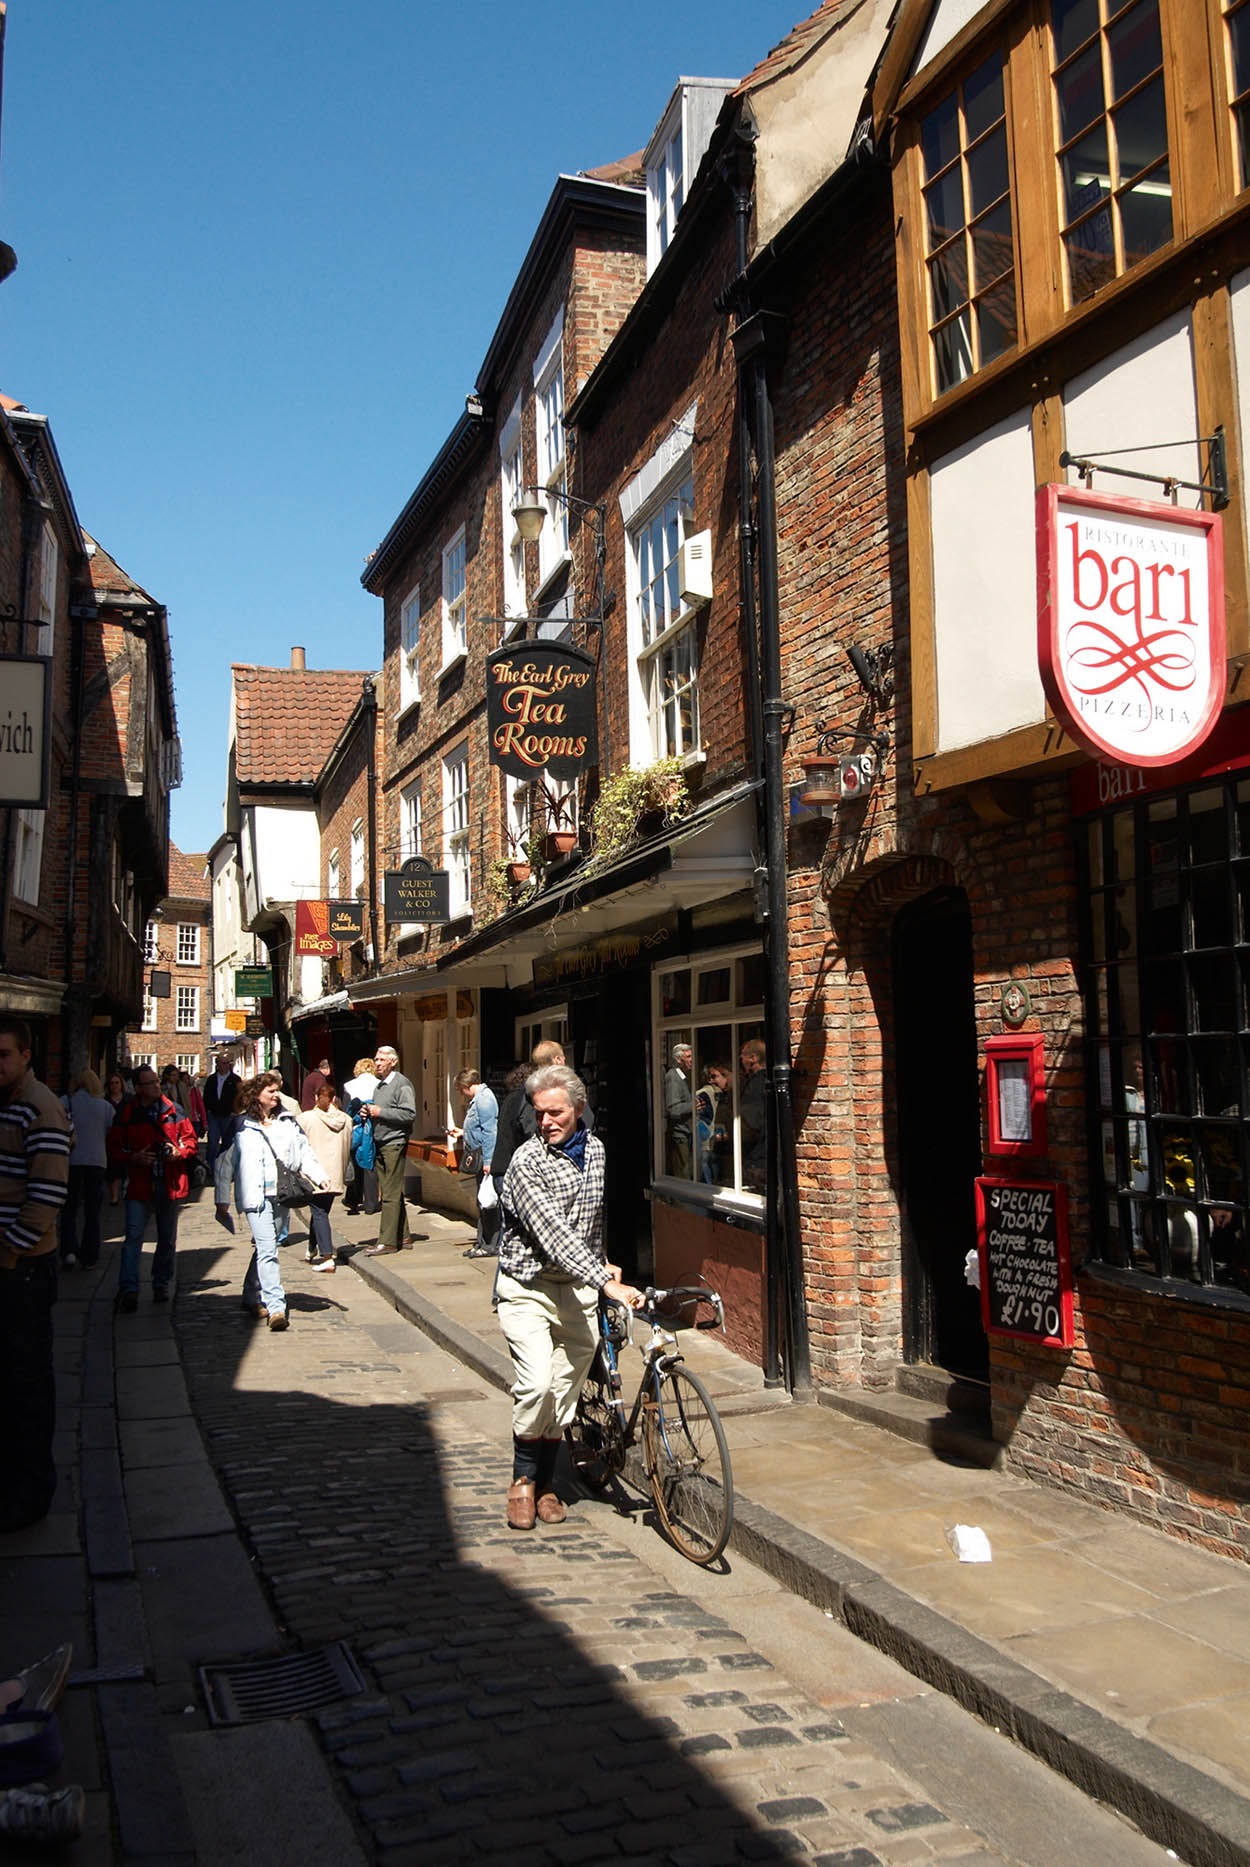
362, 675, 380, 969
724, 130, 811, 1394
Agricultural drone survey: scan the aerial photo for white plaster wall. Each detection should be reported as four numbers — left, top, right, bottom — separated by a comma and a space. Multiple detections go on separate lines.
251, 803, 320, 903
931, 409, 1045, 752
1064, 311, 1202, 510
913, 0, 990, 77
1222, 267, 1250, 542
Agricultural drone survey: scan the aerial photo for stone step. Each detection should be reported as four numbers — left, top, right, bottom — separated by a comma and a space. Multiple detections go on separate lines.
814, 1380, 1000, 1468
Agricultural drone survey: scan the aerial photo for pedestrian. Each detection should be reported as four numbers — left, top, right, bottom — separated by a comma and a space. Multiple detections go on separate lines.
503, 1038, 594, 1161
298, 1080, 351, 1272
664, 1042, 694, 1177
178, 1070, 207, 1139
0, 1017, 71, 1533
107, 1066, 199, 1312
216, 1071, 329, 1332
300, 1056, 333, 1111
452, 1065, 499, 1260
363, 1045, 416, 1257
104, 1070, 128, 1205
59, 1069, 113, 1269
739, 1037, 767, 1192
695, 1060, 733, 1185
495, 1063, 643, 1530
201, 1050, 240, 1170
341, 1053, 380, 1215
487, 1063, 528, 1187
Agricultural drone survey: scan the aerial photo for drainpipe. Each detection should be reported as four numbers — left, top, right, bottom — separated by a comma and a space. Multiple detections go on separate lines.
723, 122, 811, 1395
362, 675, 380, 969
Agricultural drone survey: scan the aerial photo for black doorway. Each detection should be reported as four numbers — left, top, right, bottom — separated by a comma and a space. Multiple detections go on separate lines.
891, 885, 987, 1380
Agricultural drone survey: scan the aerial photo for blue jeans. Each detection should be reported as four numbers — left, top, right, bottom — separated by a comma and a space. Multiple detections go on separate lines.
243, 1198, 286, 1317
119, 1197, 180, 1295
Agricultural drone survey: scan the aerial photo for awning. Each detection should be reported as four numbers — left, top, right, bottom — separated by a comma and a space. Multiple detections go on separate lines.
0, 972, 68, 1018
286, 990, 350, 1024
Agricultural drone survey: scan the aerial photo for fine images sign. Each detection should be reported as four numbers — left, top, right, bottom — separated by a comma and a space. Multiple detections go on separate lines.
0, 654, 52, 808
1037, 484, 1225, 767
975, 1177, 1074, 1349
295, 900, 338, 957
383, 856, 451, 926
486, 642, 597, 781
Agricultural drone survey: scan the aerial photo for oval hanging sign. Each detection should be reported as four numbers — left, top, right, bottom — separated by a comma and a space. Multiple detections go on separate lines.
486, 642, 598, 781
1036, 484, 1225, 768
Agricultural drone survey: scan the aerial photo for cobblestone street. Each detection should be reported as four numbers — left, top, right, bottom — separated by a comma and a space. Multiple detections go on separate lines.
154, 1205, 1173, 1867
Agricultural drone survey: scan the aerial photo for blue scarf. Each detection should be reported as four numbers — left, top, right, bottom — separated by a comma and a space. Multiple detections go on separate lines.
558, 1122, 589, 1172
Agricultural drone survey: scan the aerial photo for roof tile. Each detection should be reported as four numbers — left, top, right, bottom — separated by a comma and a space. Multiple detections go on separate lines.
232, 664, 371, 787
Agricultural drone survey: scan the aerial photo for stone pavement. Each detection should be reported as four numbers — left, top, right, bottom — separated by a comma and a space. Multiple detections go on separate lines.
0, 1184, 1246, 1866
337, 1197, 1250, 1867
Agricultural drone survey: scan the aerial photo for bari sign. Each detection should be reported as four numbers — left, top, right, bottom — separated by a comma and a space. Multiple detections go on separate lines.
486, 643, 597, 781
1037, 485, 1224, 767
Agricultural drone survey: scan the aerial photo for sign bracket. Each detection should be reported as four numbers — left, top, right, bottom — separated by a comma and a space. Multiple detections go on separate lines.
1059, 426, 1229, 511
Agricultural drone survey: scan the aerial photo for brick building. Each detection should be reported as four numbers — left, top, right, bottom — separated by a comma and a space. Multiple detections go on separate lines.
0, 396, 177, 1087
125, 843, 211, 1081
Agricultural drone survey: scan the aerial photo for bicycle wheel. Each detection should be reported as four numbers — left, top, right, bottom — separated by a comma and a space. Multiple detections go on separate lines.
643, 1365, 733, 1564
565, 1373, 624, 1490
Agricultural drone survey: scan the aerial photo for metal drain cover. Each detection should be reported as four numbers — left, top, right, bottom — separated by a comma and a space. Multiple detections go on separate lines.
199, 1642, 364, 1725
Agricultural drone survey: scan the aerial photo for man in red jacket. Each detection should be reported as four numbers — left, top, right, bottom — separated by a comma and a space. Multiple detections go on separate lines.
107, 1066, 198, 1313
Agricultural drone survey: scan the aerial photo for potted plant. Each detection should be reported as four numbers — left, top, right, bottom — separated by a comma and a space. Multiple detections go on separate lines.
540, 782, 579, 862
504, 825, 531, 886
585, 757, 690, 871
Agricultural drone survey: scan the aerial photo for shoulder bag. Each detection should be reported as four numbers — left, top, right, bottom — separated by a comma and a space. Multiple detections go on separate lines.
258, 1126, 320, 1204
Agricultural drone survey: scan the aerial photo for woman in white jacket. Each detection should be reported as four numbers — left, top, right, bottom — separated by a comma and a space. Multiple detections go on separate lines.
298, 1080, 352, 1272
214, 1072, 328, 1332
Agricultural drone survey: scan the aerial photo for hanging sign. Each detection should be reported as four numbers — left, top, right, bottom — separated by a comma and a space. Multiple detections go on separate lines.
245, 1014, 266, 1037
1037, 485, 1224, 768
235, 966, 273, 998
383, 856, 451, 925
486, 642, 597, 780
975, 1177, 1074, 1348
327, 900, 365, 941
224, 1009, 248, 1032
0, 654, 52, 807
295, 900, 338, 956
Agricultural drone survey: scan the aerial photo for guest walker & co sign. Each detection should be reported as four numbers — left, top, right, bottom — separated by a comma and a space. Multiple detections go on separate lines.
485, 642, 597, 781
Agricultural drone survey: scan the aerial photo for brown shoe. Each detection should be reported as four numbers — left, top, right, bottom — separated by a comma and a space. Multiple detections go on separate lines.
535, 1491, 567, 1525
506, 1479, 536, 1530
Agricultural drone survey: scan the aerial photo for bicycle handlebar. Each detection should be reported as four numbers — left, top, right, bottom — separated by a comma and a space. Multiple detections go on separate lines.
641, 1284, 725, 1331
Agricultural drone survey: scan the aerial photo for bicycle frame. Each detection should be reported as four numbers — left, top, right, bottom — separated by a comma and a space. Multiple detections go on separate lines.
594, 1286, 724, 1455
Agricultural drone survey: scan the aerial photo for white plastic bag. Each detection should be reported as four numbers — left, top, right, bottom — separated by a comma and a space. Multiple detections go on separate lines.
477, 1177, 498, 1211
946, 1523, 992, 1563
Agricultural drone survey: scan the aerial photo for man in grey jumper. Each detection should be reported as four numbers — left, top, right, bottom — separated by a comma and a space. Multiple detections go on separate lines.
364, 1046, 416, 1256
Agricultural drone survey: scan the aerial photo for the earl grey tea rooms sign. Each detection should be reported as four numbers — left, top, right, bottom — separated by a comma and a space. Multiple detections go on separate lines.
486, 643, 597, 781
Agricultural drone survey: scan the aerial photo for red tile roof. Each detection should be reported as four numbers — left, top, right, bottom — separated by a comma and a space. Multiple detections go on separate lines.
166, 842, 210, 902
582, 151, 645, 187
232, 663, 371, 787
736, 0, 859, 96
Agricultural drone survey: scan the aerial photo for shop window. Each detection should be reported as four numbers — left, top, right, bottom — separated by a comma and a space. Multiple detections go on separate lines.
1052, 0, 1171, 304
1083, 777, 1250, 1300
921, 49, 1018, 392
653, 947, 766, 1201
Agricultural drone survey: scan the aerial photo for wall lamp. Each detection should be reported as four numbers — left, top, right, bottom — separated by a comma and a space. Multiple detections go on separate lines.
510, 485, 608, 627
798, 721, 891, 817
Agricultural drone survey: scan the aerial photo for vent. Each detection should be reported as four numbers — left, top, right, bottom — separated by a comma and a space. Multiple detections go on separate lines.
678, 530, 713, 607
199, 1642, 364, 1726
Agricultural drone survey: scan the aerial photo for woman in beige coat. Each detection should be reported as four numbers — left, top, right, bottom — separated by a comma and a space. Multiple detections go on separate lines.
297, 1081, 352, 1271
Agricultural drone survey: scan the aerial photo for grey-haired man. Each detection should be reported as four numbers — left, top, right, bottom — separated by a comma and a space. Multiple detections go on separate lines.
365, 1046, 416, 1256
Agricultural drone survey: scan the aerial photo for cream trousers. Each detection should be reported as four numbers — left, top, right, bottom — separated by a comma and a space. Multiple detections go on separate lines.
496, 1270, 599, 1440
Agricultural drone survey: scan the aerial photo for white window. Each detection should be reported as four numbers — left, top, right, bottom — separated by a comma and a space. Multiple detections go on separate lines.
350, 819, 365, 897
442, 741, 470, 918
35, 523, 57, 656
648, 114, 684, 269
653, 947, 767, 1203
399, 584, 421, 711
128, 1052, 157, 1074
175, 1053, 199, 1076
141, 989, 158, 1032
401, 781, 422, 858
630, 470, 699, 762
175, 985, 199, 1032
327, 850, 340, 900
500, 402, 526, 627
533, 311, 567, 589
441, 527, 467, 666
176, 923, 200, 965
12, 810, 44, 904
143, 921, 160, 962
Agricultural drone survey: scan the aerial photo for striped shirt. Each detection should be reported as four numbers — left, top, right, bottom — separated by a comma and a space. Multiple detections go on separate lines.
498, 1131, 608, 1288
0, 1068, 72, 1265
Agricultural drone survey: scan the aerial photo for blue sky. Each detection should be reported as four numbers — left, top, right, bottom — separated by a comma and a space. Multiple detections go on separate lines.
1, 1, 806, 857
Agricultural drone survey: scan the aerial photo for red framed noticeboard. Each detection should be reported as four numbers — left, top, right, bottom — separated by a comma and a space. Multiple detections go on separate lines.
984, 1033, 1047, 1158
975, 1177, 1074, 1349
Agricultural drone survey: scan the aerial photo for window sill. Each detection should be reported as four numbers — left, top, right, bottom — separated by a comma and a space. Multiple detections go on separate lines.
502, 614, 527, 643
398, 696, 421, 723
650, 1176, 766, 1227
438, 649, 468, 678
534, 550, 573, 604
1080, 1258, 1250, 1317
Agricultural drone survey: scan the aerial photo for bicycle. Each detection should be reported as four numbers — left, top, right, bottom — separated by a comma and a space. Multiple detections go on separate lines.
565, 1283, 734, 1566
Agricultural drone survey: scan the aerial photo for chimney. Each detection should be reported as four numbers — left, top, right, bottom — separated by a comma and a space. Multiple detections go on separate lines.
290, 646, 306, 671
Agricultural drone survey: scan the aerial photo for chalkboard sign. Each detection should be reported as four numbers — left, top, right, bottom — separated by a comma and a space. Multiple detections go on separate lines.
975, 1177, 1074, 1348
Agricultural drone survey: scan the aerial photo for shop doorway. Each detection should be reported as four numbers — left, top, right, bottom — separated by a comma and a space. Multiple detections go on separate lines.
891, 885, 987, 1380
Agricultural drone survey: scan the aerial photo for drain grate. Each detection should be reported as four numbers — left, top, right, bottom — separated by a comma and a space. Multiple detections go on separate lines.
199, 1642, 364, 1726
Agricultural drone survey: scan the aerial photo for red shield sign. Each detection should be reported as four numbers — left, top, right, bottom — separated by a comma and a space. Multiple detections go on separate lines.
1037, 484, 1225, 768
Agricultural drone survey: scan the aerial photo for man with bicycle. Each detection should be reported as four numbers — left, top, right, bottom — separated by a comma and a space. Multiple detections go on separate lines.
496, 1063, 643, 1530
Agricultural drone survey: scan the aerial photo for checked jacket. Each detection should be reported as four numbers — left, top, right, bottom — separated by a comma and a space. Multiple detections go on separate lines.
497, 1131, 608, 1287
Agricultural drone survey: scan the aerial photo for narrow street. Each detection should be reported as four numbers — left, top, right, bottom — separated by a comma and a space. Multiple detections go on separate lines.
135, 1195, 1174, 1867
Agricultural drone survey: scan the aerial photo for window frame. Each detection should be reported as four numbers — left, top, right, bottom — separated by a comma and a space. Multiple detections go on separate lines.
441, 527, 468, 669
647, 94, 686, 271
176, 923, 200, 966
651, 944, 767, 1213
142, 920, 161, 964
175, 1053, 200, 1076
327, 850, 340, 901
350, 819, 365, 898
399, 583, 421, 713
533, 311, 569, 592
626, 464, 701, 765
442, 740, 471, 920
36, 523, 57, 657
175, 984, 200, 1033
140, 987, 158, 1033
499, 400, 527, 629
